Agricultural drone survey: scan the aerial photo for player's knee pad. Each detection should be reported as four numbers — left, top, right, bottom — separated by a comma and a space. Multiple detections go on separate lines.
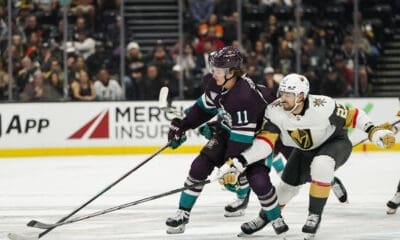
277, 181, 301, 206
310, 155, 335, 183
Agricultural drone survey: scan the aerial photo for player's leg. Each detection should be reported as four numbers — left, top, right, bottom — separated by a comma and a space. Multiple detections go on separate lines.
239, 161, 288, 238
166, 132, 228, 234
224, 173, 251, 217
302, 138, 351, 240
386, 179, 400, 214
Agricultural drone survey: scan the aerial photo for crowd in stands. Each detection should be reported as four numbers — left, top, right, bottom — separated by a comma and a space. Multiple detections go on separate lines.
0, 0, 397, 102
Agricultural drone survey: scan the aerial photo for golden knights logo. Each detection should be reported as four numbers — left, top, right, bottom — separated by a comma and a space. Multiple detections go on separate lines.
287, 128, 313, 149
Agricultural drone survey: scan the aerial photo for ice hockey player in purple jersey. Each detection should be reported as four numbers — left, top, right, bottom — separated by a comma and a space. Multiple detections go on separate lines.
165, 46, 288, 238
228, 73, 395, 240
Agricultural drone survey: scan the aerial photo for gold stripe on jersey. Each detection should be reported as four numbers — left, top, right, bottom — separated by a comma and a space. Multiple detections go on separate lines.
310, 181, 331, 198
344, 107, 358, 129
257, 130, 279, 145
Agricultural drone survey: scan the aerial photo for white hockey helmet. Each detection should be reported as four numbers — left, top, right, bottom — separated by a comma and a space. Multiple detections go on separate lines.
278, 73, 310, 98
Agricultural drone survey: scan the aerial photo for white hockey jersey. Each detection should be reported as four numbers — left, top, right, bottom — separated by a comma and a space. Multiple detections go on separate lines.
265, 95, 340, 150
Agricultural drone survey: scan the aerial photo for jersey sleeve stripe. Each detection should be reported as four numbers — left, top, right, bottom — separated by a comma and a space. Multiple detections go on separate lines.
230, 129, 255, 137
196, 94, 217, 115
352, 108, 359, 128
229, 131, 254, 143
255, 135, 275, 149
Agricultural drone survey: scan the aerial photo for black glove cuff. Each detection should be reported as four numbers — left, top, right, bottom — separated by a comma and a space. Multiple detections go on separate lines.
236, 154, 248, 168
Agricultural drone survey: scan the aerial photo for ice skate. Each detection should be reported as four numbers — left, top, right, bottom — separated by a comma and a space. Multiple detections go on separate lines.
331, 177, 348, 203
237, 210, 269, 237
166, 209, 190, 234
302, 213, 321, 240
224, 191, 250, 217
271, 216, 289, 239
386, 192, 400, 214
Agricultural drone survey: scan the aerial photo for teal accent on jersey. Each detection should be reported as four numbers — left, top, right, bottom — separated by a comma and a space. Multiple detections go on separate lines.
196, 97, 218, 115
265, 154, 274, 168
179, 192, 198, 210
229, 131, 254, 143
237, 186, 250, 199
225, 184, 238, 193
272, 157, 285, 172
264, 205, 281, 221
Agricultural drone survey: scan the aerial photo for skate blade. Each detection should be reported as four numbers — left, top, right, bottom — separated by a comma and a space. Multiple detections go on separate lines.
277, 232, 287, 240
166, 225, 185, 234
224, 209, 245, 217
386, 208, 397, 215
304, 233, 316, 240
237, 232, 252, 237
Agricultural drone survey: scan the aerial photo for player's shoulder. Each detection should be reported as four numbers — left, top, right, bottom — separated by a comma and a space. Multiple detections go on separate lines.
308, 94, 335, 113
265, 99, 284, 118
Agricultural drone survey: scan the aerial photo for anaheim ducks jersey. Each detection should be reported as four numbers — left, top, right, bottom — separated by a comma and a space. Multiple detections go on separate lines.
264, 94, 349, 150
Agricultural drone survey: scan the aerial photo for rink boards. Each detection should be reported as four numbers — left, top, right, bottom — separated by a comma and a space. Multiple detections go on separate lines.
0, 98, 398, 157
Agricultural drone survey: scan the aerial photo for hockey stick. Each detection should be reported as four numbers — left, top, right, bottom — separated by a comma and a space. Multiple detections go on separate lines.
352, 119, 400, 148
158, 86, 184, 118
27, 177, 217, 230
24, 142, 170, 239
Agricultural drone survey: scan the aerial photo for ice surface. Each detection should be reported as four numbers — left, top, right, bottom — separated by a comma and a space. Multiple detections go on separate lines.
0, 152, 399, 240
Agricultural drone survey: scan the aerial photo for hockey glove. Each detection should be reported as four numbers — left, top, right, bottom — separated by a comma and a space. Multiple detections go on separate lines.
168, 118, 187, 149
218, 156, 247, 185
368, 125, 395, 149
198, 121, 219, 140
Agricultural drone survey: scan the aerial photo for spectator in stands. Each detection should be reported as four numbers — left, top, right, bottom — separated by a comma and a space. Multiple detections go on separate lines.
188, 0, 215, 26
262, 66, 279, 93
94, 68, 123, 101
214, 0, 236, 22
274, 39, 295, 75
125, 67, 143, 101
73, 31, 95, 59
70, 55, 88, 82
176, 43, 197, 81
48, 71, 64, 96
247, 40, 272, 78
70, 69, 96, 101
198, 14, 224, 39
16, 56, 36, 93
222, 11, 239, 45
72, 17, 90, 41
320, 66, 348, 98
11, 34, 25, 60
24, 15, 42, 42
140, 64, 166, 100
126, 41, 144, 78
72, 0, 95, 28
333, 53, 353, 90
147, 44, 174, 81
86, 41, 113, 77
49, 59, 65, 85
0, 59, 11, 100
195, 38, 215, 76
20, 70, 61, 101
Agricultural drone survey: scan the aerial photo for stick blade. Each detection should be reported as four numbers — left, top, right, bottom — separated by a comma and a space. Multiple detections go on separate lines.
27, 220, 53, 229
158, 87, 169, 109
7, 233, 38, 240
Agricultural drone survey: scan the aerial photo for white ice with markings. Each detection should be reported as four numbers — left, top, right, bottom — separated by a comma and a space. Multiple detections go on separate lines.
0, 152, 399, 240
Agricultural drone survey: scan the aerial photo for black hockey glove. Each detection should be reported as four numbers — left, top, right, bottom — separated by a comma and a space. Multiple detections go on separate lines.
168, 118, 187, 149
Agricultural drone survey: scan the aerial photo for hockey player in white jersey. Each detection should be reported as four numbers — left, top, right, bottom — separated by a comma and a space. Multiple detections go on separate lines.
386, 115, 399, 214
223, 73, 396, 239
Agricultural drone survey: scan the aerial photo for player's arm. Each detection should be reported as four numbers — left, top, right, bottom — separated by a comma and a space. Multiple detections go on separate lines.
331, 103, 395, 148
239, 118, 281, 165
